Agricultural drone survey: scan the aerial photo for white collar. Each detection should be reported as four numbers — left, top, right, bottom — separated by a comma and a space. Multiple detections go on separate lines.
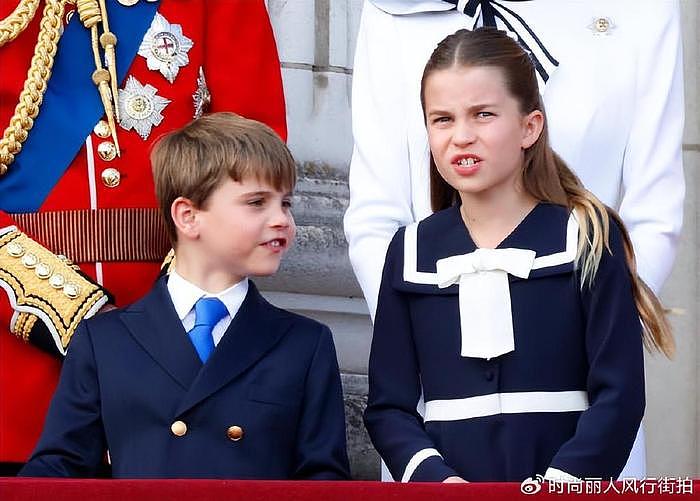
167, 269, 249, 322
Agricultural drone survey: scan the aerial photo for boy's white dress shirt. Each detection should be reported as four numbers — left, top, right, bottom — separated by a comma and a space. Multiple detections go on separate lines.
167, 269, 248, 345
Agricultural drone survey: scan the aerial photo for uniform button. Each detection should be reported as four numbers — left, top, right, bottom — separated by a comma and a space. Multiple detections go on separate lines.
6, 241, 24, 257
93, 120, 111, 138
62, 282, 81, 299
226, 425, 244, 441
35, 262, 52, 279
21, 252, 38, 269
49, 273, 66, 289
101, 167, 121, 188
485, 370, 495, 382
97, 141, 117, 161
171, 420, 187, 437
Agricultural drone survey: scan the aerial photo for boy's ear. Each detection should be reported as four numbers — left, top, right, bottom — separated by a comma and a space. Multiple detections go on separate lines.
171, 197, 199, 240
521, 110, 544, 149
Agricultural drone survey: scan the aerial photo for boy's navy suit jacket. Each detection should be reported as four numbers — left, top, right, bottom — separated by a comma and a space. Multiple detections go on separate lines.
20, 277, 350, 479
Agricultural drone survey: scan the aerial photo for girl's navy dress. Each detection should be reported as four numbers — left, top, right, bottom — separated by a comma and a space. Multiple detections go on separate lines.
364, 202, 644, 482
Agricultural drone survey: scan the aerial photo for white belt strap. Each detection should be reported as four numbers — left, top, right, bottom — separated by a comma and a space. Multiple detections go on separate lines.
424, 391, 589, 422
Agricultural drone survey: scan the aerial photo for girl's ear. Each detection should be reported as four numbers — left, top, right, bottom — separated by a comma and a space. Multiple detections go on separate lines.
171, 196, 200, 240
521, 110, 544, 149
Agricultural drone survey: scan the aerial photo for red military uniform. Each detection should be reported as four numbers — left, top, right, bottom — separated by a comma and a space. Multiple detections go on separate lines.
0, 0, 286, 463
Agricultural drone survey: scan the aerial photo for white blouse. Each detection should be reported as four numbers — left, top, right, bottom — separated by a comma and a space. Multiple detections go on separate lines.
344, 0, 685, 319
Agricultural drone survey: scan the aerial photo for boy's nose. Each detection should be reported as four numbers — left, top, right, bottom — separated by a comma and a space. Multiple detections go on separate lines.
269, 206, 293, 228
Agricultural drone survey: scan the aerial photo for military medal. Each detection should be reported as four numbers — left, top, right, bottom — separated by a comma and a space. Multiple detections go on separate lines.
192, 67, 211, 119
118, 76, 170, 139
138, 13, 193, 83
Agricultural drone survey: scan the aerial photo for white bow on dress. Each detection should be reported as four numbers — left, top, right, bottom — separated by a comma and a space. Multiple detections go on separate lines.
436, 247, 536, 359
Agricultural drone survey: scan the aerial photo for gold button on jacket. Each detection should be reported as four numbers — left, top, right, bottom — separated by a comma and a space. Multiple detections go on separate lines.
171, 420, 187, 437
97, 141, 118, 162
101, 167, 121, 188
226, 425, 243, 441
93, 120, 111, 138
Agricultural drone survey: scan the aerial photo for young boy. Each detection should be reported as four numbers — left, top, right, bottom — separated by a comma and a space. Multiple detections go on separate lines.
19, 113, 350, 479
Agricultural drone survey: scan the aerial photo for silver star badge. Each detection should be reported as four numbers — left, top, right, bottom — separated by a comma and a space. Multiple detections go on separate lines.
192, 67, 211, 119
138, 13, 194, 83
118, 76, 171, 139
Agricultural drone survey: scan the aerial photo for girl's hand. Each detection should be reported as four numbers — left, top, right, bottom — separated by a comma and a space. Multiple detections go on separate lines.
443, 476, 468, 483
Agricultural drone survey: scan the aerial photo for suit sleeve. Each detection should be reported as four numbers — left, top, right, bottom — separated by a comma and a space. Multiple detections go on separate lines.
547, 221, 645, 479
618, 1, 684, 293
18, 321, 107, 477
293, 324, 351, 480
205, 0, 287, 141
343, 1, 416, 319
0, 211, 109, 357
364, 229, 458, 482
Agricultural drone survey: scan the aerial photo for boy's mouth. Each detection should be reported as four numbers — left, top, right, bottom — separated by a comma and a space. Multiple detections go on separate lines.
263, 238, 287, 251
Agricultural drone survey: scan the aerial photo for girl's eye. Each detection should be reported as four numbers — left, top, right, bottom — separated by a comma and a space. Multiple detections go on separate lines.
248, 199, 265, 207
282, 199, 293, 208
477, 111, 494, 118
432, 116, 451, 124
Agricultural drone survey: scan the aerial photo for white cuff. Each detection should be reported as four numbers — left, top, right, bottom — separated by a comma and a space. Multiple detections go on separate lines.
544, 467, 580, 482
0, 225, 17, 236
401, 447, 442, 483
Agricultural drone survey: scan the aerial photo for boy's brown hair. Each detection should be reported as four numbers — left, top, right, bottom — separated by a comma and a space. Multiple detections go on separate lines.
151, 112, 296, 244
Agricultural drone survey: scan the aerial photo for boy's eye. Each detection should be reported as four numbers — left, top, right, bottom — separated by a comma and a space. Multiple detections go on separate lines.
282, 199, 293, 208
432, 116, 451, 124
476, 111, 494, 118
248, 198, 265, 207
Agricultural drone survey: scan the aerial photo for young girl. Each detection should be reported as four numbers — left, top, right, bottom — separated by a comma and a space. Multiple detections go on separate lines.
363, 28, 674, 483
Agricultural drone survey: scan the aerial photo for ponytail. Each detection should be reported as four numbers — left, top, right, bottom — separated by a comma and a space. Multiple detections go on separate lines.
555, 158, 675, 358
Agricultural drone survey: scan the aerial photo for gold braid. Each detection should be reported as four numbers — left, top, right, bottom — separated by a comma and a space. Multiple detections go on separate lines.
0, 0, 41, 47
0, 0, 67, 176
76, 0, 120, 153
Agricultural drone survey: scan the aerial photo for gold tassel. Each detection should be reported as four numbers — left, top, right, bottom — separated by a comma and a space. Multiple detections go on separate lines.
91, 68, 120, 154
77, 0, 120, 155
97, 0, 120, 124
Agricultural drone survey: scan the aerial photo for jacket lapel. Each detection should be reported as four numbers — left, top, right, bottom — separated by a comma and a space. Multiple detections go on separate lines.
175, 282, 292, 416
119, 276, 202, 390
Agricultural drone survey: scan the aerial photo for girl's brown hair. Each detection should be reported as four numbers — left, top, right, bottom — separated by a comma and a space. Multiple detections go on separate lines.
420, 28, 673, 357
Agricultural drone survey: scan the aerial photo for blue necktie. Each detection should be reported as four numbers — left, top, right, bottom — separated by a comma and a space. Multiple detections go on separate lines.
188, 297, 228, 363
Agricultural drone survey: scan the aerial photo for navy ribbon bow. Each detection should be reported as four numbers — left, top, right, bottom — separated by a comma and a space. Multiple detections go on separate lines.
442, 0, 559, 85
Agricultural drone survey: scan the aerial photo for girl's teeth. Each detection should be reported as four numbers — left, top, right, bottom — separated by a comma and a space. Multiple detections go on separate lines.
270, 240, 280, 247
458, 158, 476, 166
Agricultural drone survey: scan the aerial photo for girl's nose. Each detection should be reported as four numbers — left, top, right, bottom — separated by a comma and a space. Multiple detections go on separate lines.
453, 120, 476, 145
